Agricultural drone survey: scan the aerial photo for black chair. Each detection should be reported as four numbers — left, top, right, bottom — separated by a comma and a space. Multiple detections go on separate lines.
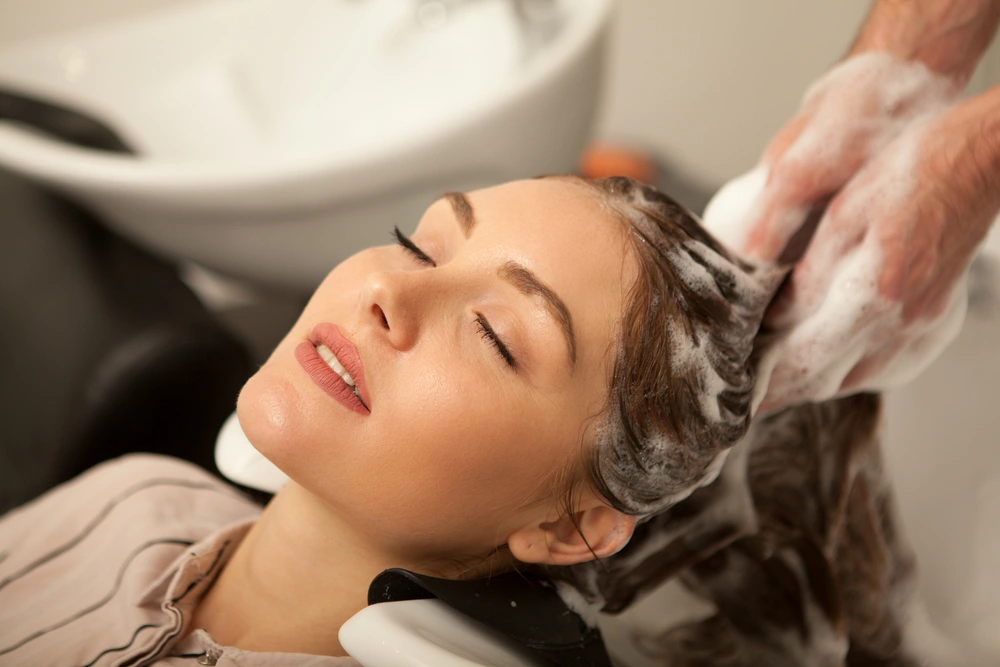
0, 168, 252, 513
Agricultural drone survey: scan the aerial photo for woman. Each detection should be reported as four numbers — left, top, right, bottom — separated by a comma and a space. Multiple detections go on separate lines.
0, 175, 773, 665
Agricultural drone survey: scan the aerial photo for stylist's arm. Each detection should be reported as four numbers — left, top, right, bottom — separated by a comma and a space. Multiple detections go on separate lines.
737, 0, 1000, 411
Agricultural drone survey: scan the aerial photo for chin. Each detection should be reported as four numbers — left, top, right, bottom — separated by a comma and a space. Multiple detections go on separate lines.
236, 365, 311, 473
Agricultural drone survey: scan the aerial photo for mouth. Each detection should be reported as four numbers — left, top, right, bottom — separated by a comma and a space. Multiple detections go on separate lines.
294, 323, 372, 415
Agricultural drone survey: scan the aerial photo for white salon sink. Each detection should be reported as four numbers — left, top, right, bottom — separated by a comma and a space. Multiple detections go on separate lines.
0, 0, 612, 289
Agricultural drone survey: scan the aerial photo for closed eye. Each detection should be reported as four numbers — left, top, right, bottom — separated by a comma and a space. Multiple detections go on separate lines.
475, 312, 517, 370
393, 226, 436, 267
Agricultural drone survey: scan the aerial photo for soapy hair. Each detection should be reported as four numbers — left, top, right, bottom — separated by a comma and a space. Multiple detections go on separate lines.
560, 175, 781, 517
529, 176, 783, 616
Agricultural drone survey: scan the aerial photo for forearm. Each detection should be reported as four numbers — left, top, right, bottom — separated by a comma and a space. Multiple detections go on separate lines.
849, 0, 1000, 82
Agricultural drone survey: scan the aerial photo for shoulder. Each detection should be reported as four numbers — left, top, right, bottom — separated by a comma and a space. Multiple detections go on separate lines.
0, 454, 260, 548
0, 456, 262, 665
7, 453, 242, 516
71, 452, 235, 492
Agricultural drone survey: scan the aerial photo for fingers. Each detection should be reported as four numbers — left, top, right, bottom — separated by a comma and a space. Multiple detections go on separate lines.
839, 337, 904, 394
742, 159, 836, 262
762, 113, 810, 165
842, 275, 969, 394
749, 55, 972, 406
763, 252, 969, 406
764, 195, 868, 330
742, 123, 870, 262
743, 54, 958, 265
740, 112, 833, 261
762, 296, 878, 408
759, 231, 902, 406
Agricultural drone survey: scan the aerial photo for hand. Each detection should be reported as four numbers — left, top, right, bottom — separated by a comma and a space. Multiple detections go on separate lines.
737, 0, 1000, 259
737, 52, 958, 261
756, 89, 1000, 411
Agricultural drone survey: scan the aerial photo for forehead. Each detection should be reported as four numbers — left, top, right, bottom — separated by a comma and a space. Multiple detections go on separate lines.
457, 178, 634, 375
469, 178, 622, 242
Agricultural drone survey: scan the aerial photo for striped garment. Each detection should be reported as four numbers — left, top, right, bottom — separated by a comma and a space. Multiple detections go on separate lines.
0, 454, 360, 666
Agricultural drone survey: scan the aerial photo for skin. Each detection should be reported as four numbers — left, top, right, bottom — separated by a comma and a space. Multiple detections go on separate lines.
191, 178, 638, 656
848, 0, 1000, 82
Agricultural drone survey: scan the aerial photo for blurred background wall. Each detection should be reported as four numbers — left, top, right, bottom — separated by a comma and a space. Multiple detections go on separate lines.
597, 0, 1000, 189
598, 0, 872, 186
3, 0, 1000, 190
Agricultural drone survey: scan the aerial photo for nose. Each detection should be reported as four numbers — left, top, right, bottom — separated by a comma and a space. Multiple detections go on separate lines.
357, 271, 428, 351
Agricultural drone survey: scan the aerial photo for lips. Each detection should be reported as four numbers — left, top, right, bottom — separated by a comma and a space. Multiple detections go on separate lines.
295, 323, 372, 415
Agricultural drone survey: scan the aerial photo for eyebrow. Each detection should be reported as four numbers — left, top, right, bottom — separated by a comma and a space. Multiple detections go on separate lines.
443, 191, 476, 237
499, 261, 577, 367
440, 191, 576, 368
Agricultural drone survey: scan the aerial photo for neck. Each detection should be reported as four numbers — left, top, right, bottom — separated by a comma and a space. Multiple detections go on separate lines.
191, 482, 397, 657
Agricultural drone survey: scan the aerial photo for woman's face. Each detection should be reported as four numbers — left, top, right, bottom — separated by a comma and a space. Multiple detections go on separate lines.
238, 178, 632, 566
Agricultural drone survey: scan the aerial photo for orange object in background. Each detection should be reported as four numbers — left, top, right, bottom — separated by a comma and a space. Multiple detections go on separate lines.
579, 143, 658, 184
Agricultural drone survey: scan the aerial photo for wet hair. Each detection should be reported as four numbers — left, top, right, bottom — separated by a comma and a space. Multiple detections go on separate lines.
523, 176, 784, 617
534, 180, 919, 662
557, 175, 780, 518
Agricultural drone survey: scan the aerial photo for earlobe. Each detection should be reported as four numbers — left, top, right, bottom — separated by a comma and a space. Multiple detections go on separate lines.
507, 505, 636, 566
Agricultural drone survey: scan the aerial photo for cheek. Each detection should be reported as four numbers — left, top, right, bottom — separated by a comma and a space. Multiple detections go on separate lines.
373, 363, 570, 517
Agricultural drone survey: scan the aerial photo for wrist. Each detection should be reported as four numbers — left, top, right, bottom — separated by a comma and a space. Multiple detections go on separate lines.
928, 85, 1000, 234
963, 85, 1000, 186
849, 0, 1000, 82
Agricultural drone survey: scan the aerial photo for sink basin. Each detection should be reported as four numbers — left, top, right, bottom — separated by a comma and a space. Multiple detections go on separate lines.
0, 0, 612, 289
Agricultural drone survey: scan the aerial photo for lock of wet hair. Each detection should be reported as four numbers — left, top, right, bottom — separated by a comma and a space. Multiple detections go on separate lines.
549, 175, 780, 519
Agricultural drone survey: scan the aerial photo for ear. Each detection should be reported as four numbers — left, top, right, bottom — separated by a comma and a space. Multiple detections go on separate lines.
507, 503, 637, 566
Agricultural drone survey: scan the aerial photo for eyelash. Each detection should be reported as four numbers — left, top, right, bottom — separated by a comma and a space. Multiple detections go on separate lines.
475, 313, 517, 370
393, 226, 436, 266
392, 227, 516, 370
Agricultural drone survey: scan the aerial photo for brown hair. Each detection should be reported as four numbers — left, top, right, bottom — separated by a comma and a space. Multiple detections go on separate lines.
531, 175, 784, 614
542, 179, 918, 662
559, 175, 779, 517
